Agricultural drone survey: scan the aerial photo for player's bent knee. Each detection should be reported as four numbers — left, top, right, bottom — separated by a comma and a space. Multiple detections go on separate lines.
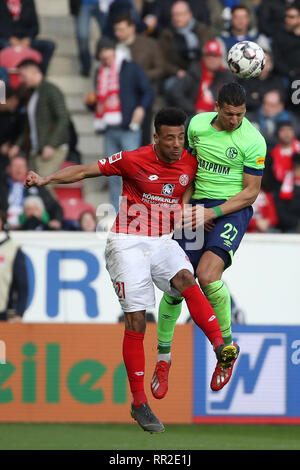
171, 269, 196, 293
196, 268, 218, 287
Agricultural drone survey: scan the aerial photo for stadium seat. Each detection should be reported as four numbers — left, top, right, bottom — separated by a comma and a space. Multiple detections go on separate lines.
60, 197, 96, 221
53, 161, 83, 201
0, 46, 42, 89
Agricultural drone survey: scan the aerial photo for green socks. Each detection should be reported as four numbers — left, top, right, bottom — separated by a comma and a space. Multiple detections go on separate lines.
201, 280, 232, 344
157, 293, 183, 354
157, 281, 233, 355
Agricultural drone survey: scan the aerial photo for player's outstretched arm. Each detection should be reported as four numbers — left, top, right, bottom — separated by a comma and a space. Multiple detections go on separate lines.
217, 172, 262, 216
25, 162, 102, 189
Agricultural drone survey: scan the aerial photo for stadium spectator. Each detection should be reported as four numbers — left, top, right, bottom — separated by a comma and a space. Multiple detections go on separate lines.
20, 195, 54, 231
113, 12, 165, 144
263, 121, 300, 194
113, 13, 164, 92
103, 0, 145, 39
164, 39, 232, 117
8, 60, 70, 180
0, 209, 28, 322
84, 37, 153, 212
79, 210, 97, 231
0, 156, 63, 230
158, 1, 214, 96
207, 0, 257, 34
0, 85, 27, 173
141, 0, 211, 37
217, 4, 270, 58
252, 89, 299, 148
271, 4, 300, 84
247, 188, 279, 232
69, 0, 108, 77
257, 0, 297, 38
273, 153, 300, 232
238, 50, 286, 119
0, 0, 55, 74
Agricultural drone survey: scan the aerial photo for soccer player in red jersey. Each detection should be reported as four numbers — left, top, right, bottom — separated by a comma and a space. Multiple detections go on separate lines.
25, 107, 238, 433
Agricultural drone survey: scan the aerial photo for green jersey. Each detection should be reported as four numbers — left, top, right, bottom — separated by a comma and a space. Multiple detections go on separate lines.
188, 112, 267, 200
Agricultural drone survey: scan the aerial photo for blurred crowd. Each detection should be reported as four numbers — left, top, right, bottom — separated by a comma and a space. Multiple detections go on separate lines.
0, 0, 300, 234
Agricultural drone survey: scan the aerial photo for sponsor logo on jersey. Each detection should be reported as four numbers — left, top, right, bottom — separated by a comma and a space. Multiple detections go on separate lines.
198, 157, 230, 175
99, 158, 106, 166
162, 183, 175, 196
225, 147, 238, 159
108, 152, 122, 164
149, 174, 159, 181
256, 157, 265, 165
142, 193, 179, 206
179, 174, 189, 186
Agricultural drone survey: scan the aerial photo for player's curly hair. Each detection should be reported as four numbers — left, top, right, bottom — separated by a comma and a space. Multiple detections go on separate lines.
154, 107, 187, 133
218, 82, 246, 108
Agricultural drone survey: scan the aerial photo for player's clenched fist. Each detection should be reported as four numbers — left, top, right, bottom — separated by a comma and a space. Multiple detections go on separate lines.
24, 171, 45, 188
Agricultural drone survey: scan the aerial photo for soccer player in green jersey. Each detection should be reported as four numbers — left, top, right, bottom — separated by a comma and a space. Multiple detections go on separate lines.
151, 82, 267, 396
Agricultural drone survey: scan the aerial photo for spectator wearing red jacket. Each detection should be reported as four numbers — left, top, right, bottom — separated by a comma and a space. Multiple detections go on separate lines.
247, 189, 278, 233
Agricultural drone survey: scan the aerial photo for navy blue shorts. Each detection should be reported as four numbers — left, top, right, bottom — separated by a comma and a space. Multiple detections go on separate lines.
176, 198, 253, 271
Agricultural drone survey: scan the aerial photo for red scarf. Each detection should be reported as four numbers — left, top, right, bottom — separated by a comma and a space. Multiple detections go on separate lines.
247, 190, 278, 232
195, 61, 215, 113
94, 56, 122, 132
279, 172, 300, 200
6, 0, 22, 20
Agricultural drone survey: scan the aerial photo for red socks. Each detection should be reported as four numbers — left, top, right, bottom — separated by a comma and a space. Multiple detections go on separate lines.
182, 284, 224, 350
123, 330, 147, 407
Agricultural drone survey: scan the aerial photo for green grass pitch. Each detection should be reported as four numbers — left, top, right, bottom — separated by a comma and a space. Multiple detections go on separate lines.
0, 423, 300, 450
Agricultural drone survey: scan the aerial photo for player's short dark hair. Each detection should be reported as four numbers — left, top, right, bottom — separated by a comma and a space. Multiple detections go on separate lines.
217, 82, 246, 108
154, 107, 187, 133
113, 12, 134, 25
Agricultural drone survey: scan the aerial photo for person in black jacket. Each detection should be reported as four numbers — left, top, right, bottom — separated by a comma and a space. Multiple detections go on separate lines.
0, 0, 55, 73
271, 4, 300, 83
0, 209, 28, 322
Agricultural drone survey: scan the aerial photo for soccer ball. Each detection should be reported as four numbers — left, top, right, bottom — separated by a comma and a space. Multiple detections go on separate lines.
227, 41, 265, 79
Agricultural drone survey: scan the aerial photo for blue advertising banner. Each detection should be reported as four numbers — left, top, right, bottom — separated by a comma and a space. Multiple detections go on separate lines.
193, 326, 300, 423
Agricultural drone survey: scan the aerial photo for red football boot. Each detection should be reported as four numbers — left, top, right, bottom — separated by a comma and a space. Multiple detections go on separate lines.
151, 361, 171, 399
210, 343, 240, 392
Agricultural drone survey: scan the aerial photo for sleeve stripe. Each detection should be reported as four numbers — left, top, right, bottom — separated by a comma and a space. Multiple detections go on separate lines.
243, 166, 264, 176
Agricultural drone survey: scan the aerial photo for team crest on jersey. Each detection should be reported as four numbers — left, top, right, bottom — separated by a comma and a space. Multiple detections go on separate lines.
108, 152, 122, 164
162, 183, 175, 196
226, 147, 238, 159
179, 174, 189, 186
